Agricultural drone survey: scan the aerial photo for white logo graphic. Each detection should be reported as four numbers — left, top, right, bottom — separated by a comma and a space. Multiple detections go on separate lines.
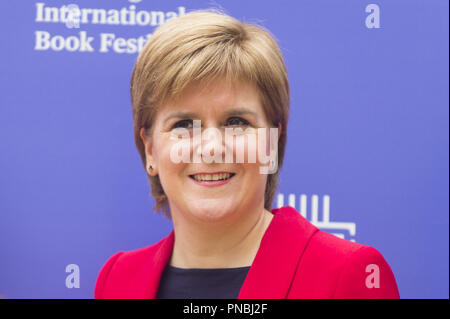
65, 264, 80, 288
277, 193, 356, 242
365, 4, 381, 29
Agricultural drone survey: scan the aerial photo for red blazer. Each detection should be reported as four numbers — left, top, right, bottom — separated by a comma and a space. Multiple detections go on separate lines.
95, 206, 400, 299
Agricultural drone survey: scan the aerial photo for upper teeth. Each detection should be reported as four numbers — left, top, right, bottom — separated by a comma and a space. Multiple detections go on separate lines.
193, 173, 232, 181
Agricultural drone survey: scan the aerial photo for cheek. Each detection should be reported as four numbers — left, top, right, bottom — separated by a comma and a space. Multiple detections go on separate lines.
154, 136, 188, 182
226, 131, 259, 164
236, 133, 268, 183
230, 130, 270, 166
241, 162, 268, 198
238, 131, 270, 193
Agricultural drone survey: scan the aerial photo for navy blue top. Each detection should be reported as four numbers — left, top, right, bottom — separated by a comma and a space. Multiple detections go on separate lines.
156, 264, 251, 299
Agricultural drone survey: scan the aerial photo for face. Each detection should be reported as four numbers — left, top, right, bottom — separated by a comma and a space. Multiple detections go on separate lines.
140, 80, 277, 224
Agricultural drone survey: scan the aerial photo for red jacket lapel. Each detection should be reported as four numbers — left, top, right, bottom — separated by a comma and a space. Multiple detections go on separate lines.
238, 206, 319, 298
143, 230, 175, 298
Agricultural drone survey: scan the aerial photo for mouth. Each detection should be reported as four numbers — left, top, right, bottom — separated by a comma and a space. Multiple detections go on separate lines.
188, 172, 236, 186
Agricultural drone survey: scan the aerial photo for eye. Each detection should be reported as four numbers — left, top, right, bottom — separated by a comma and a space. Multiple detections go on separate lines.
171, 119, 193, 129
226, 117, 250, 127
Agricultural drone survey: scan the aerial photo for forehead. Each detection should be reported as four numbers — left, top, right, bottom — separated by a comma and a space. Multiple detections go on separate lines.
159, 79, 263, 114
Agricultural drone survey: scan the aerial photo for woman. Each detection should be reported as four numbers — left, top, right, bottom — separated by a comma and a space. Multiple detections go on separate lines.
95, 9, 399, 299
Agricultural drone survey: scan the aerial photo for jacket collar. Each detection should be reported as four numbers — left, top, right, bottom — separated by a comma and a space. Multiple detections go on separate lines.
142, 206, 319, 298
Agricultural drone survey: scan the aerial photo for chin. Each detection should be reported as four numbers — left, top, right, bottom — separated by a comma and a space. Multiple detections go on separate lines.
186, 198, 239, 222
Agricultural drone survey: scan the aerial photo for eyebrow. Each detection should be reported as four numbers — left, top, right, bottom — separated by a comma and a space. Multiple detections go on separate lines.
224, 108, 258, 118
163, 112, 197, 124
163, 108, 259, 124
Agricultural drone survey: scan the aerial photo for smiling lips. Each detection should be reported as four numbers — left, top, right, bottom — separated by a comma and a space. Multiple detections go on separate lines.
189, 172, 236, 186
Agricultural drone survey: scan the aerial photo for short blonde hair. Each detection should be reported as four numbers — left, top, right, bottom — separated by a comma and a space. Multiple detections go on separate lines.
130, 9, 290, 219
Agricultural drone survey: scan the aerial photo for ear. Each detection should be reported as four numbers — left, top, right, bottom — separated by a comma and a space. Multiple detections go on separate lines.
139, 127, 157, 176
277, 122, 282, 140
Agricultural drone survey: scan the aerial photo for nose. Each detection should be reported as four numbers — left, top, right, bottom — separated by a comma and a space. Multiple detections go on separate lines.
190, 121, 228, 164
201, 126, 225, 163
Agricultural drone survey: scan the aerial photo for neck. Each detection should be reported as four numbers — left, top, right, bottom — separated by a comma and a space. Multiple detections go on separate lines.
168, 205, 274, 269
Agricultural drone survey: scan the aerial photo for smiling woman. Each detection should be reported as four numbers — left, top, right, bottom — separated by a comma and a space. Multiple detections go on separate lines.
130, 11, 289, 219
94, 8, 400, 299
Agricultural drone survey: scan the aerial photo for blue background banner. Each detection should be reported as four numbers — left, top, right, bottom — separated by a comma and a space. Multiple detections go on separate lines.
0, 0, 448, 298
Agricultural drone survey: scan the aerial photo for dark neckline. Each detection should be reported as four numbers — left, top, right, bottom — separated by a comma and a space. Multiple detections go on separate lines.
167, 264, 252, 272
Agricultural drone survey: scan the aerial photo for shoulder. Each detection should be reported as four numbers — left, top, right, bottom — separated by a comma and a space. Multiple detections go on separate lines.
297, 230, 400, 298
273, 206, 399, 298
94, 236, 168, 298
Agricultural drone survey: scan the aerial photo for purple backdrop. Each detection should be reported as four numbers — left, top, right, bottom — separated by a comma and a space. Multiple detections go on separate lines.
0, 0, 448, 298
